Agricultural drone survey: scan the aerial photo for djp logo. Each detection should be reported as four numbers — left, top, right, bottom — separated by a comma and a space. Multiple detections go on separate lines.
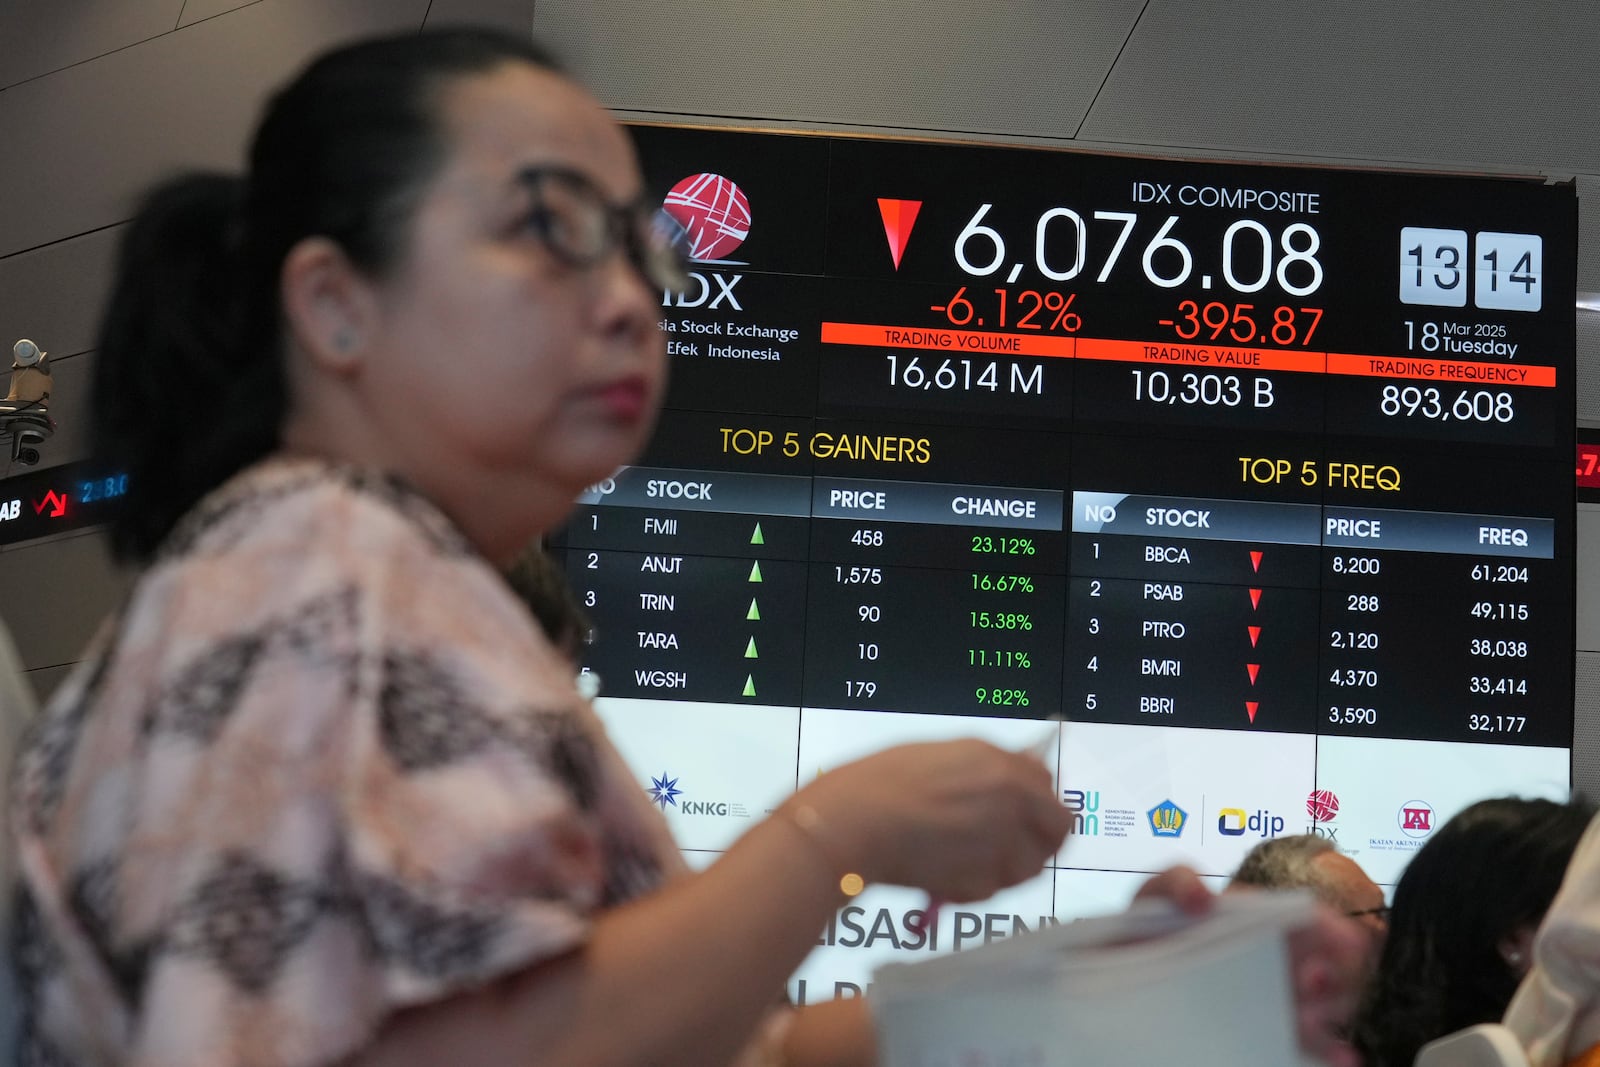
1218, 807, 1286, 839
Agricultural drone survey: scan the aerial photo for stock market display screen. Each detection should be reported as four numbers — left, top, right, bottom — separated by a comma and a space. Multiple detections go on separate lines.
550, 126, 1577, 1000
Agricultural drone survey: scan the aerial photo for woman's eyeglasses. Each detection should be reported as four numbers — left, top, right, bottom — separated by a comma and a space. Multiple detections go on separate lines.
514, 166, 691, 294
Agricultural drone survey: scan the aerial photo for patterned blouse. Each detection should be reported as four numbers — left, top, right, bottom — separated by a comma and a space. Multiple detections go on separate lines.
9, 458, 689, 1067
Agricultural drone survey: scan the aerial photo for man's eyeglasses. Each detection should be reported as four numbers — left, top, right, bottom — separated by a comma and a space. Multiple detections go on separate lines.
1347, 905, 1391, 923
514, 166, 691, 294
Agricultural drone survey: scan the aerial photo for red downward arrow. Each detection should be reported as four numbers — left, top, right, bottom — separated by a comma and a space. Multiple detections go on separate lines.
1246, 701, 1260, 723
877, 198, 923, 270
33, 490, 66, 518
1247, 663, 1261, 685
1249, 588, 1262, 609
1249, 550, 1264, 572
1248, 626, 1261, 648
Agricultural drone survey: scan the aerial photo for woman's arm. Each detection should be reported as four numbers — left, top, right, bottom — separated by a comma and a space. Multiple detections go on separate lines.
349, 739, 1069, 1067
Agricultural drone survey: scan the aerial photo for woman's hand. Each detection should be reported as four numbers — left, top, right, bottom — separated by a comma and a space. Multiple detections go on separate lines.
1134, 866, 1367, 1066
1287, 909, 1367, 1067
783, 739, 1072, 902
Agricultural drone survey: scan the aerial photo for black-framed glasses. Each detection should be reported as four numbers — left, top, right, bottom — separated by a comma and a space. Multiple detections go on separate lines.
514, 166, 691, 294
1347, 905, 1391, 923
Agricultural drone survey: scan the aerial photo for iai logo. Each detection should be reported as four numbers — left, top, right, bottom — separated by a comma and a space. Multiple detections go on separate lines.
1147, 799, 1188, 838
1399, 800, 1435, 838
648, 772, 682, 810
663, 173, 751, 264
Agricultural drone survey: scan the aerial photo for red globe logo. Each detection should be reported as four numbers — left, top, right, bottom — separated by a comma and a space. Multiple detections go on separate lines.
1307, 789, 1340, 823
663, 173, 751, 263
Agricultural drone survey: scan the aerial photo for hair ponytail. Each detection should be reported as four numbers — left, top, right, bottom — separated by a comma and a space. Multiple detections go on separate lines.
94, 173, 285, 562
93, 29, 562, 563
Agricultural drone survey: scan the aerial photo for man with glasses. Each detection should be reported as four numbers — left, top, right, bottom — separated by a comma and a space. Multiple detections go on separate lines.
1229, 834, 1390, 945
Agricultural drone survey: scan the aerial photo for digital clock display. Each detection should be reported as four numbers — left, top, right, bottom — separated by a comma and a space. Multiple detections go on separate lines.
550, 126, 1576, 995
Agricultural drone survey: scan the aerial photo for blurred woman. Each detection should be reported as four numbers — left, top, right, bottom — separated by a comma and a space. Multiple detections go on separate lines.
5, 30, 1071, 1067
1350, 796, 1594, 1067
1504, 810, 1600, 1066
7, 27, 1360, 1067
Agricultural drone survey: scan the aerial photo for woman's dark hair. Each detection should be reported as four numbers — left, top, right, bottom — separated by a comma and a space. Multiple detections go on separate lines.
93, 29, 561, 562
503, 542, 590, 661
1350, 795, 1595, 1067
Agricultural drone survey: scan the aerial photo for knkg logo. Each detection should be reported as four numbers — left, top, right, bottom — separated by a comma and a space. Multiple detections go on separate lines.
647, 773, 682, 810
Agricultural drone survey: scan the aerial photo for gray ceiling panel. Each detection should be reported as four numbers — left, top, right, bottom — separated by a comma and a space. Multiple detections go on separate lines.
178, 0, 268, 28
0, 529, 128, 671
24, 662, 75, 706
1580, 176, 1600, 294
0, 0, 186, 91
0, 226, 122, 363
1577, 650, 1600, 798
0, 0, 431, 258
424, 0, 531, 34
16, 351, 96, 473
1581, 504, 1600, 651
1579, 314, 1600, 428
1080, 1, 1600, 176
534, 0, 1146, 137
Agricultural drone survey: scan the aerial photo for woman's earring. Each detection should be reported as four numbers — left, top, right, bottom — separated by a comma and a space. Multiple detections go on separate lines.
334, 330, 355, 352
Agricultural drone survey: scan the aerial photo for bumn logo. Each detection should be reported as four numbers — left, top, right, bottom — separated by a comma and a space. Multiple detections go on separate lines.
1063, 789, 1101, 836
663, 174, 751, 263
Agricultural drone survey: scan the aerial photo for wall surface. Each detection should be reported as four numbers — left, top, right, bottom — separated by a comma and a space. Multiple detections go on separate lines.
2, 0, 1596, 791
0, 0, 533, 699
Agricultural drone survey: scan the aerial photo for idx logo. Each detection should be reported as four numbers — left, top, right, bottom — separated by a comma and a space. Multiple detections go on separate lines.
1217, 807, 1286, 839
663, 271, 744, 311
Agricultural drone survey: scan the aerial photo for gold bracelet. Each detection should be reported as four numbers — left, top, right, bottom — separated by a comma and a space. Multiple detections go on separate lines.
779, 803, 866, 898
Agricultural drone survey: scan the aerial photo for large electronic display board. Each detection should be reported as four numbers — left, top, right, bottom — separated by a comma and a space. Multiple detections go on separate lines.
551, 126, 1576, 999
